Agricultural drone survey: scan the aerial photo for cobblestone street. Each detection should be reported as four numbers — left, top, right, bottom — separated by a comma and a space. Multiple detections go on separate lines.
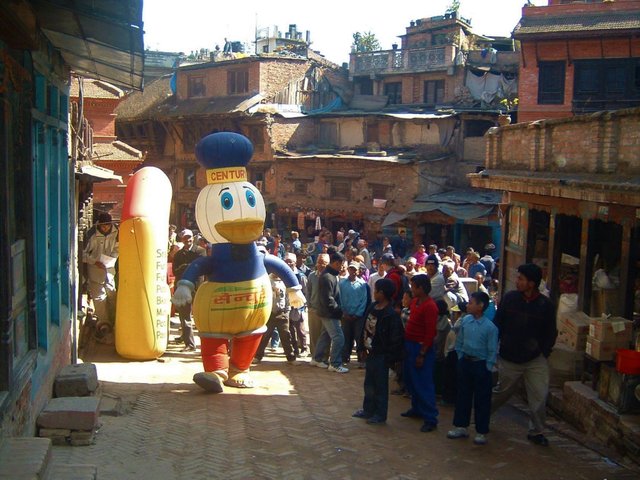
48, 332, 639, 480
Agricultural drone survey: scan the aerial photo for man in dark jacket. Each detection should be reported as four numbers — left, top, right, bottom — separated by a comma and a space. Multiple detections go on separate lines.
171, 229, 206, 351
311, 252, 348, 373
492, 263, 557, 447
352, 278, 404, 424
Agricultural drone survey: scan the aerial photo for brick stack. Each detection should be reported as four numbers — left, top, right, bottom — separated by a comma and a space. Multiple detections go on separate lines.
37, 363, 100, 446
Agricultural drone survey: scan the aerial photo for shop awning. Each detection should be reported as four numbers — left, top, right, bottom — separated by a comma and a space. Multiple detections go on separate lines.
33, 0, 144, 90
408, 189, 503, 221
381, 212, 408, 228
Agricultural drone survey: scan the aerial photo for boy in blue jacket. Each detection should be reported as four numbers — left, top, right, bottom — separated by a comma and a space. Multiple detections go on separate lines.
447, 291, 498, 445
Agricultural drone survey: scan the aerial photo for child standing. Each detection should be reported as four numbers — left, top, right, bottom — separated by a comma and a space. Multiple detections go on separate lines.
447, 291, 498, 445
352, 278, 405, 425
391, 290, 412, 395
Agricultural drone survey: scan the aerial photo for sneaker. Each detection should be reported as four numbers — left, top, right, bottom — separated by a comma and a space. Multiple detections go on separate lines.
287, 359, 301, 366
352, 409, 371, 419
420, 422, 437, 433
527, 433, 549, 447
180, 345, 196, 352
447, 427, 469, 439
251, 357, 261, 365
328, 365, 349, 373
473, 433, 488, 445
400, 409, 421, 418
366, 416, 386, 425
310, 359, 329, 368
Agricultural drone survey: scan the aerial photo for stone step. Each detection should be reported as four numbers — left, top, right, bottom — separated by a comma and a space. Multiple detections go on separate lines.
0, 437, 52, 479
37, 397, 100, 432
54, 363, 99, 398
47, 464, 97, 480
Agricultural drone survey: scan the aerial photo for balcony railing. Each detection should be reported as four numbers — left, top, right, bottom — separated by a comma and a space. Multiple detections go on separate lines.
350, 45, 456, 76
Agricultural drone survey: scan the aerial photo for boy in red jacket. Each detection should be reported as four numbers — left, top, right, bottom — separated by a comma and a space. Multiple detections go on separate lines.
400, 274, 439, 432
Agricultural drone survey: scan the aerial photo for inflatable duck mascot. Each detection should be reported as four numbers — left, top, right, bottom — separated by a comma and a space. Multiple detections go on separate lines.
171, 132, 305, 393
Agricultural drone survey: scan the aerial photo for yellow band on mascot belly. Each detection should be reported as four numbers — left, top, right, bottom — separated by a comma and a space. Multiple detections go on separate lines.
192, 275, 272, 335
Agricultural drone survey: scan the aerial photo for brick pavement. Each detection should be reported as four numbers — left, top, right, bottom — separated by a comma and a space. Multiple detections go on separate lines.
50, 338, 639, 480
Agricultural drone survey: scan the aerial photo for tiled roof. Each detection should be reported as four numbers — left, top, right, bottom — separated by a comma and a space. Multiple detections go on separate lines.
514, 12, 640, 37
114, 75, 173, 120
154, 94, 263, 119
92, 141, 143, 162
70, 79, 124, 99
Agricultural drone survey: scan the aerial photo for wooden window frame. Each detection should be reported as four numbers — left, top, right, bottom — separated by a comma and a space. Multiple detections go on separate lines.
538, 61, 565, 105
227, 69, 249, 94
188, 75, 206, 98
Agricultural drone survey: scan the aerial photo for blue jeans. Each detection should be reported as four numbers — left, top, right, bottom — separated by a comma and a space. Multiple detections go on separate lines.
314, 317, 345, 368
403, 340, 438, 426
454, 357, 492, 434
362, 354, 389, 420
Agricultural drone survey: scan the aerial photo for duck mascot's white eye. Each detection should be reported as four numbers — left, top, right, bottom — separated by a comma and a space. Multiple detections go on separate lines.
221, 191, 234, 210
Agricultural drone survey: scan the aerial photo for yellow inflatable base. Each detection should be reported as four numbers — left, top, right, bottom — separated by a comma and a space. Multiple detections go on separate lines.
115, 217, 170, 360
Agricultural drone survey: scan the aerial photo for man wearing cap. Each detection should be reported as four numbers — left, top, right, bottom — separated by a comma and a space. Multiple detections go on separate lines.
425, 255, 446, 302
492, 263, 557, 447
83, 212, 119, 339
285, 252, 309, 357
339, 261, 369, 366
171, 229, 207, 351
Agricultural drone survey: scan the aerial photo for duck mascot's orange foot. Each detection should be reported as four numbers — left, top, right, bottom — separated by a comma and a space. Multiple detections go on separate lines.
171, 132, 305, 393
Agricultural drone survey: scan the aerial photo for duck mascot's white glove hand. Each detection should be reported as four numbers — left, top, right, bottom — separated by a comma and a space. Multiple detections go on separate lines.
171, 280, 195, 306
287, 285, 306, 309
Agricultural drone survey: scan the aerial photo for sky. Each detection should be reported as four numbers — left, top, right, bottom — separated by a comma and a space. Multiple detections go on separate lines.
143, 0, 547, 65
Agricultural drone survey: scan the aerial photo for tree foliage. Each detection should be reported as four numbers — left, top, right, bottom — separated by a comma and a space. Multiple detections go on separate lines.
446, 0, 460, 13
351, 31, 381, 53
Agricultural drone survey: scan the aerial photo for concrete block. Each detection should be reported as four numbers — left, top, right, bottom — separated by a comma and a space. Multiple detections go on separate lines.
0, 437, 51, 478
54, 363, 99, 397
39, 428, 71, 445
99, 395, 122, 417
70, 430, 95, 447
37, 397, 100, 431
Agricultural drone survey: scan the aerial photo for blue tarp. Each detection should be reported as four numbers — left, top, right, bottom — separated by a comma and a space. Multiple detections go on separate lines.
407, 189, 503, 221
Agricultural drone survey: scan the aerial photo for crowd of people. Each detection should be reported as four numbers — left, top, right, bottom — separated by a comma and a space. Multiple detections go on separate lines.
88, 220, 558, 448
167, 227, 555, 447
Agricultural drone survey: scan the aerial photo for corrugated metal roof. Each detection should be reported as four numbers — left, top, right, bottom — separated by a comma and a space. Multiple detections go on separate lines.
514, 11, 640, 37
33, 0, 144, 90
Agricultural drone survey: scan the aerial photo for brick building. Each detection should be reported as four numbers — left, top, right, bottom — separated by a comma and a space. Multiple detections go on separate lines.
469, 107, 640, 319
115, 54, 351, 233
70, 79, 144, 220
515, 0, 640, 123
345, 9, 519, 250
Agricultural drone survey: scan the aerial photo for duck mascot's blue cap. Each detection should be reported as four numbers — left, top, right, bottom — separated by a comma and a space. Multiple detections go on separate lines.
195, 132, 254, 185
